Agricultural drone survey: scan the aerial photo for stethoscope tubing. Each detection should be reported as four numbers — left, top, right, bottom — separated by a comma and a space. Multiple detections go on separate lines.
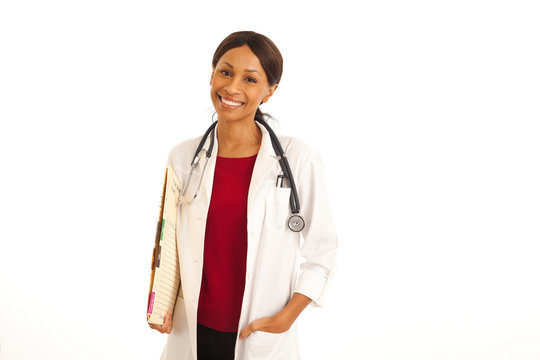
184, 118, 304, 231
254, 118, 301, 215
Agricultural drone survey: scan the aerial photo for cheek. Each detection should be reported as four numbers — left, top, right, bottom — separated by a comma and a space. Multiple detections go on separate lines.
209, 82, 221, 100
248, 89, 266, 104
210, 75, 224, 90
209, 79, 218, 91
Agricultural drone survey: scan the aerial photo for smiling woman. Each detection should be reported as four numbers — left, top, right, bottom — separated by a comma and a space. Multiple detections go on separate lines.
210, 33, 281, 127
149, 31, 338, 360
209, 44, 278, 158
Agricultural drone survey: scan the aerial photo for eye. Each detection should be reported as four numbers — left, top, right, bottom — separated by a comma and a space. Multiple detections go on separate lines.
220, 69, 231, 76
246, 77, 257, 83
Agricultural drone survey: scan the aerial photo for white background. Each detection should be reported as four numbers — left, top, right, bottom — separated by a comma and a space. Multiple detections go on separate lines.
1, 0, 539, 359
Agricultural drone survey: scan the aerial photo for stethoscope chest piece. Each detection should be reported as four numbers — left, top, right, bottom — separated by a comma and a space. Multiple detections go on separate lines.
288, 214, 305, 232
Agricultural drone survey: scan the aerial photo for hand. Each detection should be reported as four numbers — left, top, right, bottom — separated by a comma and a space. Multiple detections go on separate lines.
239, 293, 312, 340
148, 310, 173, 334
238, 314, 292, 340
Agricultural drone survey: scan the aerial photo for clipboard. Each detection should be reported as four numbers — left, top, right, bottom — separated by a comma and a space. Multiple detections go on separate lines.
147, 166, 182, 325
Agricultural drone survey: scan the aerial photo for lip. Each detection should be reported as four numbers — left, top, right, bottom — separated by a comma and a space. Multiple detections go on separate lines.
218, 94, 244, 109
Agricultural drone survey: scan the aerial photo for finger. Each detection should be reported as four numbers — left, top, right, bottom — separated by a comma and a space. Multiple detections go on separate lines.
163, 311, 173, 333
149, 323, 164, 333
239, 322, 255, 340
149, 313, 171, 333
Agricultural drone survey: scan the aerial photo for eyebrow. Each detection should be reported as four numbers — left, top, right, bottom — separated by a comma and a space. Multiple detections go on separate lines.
221, 61, 260, 74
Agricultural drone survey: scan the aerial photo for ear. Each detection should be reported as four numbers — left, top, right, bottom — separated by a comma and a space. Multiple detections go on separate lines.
261, 84, 279, 104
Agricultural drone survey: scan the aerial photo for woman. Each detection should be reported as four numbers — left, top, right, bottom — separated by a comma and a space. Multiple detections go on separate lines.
149, 31, 338, 360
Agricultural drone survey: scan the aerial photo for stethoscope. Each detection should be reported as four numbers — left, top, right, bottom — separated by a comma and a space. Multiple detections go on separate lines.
180, 118, 305, 232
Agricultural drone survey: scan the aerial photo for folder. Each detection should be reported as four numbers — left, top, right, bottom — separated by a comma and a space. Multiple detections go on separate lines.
147, 167, 182, 325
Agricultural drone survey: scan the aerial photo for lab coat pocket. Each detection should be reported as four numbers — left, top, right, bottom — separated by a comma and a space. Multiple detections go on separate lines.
264, 187, 291, 231
246, 331, 283, 359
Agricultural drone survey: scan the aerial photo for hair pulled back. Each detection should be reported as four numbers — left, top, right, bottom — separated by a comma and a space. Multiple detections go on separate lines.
212, 31, 283, 122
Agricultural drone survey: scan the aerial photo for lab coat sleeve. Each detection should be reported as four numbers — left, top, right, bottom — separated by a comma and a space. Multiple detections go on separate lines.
293, 150, 338, 307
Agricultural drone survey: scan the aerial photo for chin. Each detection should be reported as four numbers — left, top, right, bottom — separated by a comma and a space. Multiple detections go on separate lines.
214, 109, 251, 123
220, 117, 246, 124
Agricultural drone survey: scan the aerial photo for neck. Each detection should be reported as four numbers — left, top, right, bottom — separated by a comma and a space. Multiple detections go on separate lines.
216, 118, 262, 157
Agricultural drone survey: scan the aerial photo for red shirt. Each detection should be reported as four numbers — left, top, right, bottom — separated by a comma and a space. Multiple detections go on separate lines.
197, 154, 257, 332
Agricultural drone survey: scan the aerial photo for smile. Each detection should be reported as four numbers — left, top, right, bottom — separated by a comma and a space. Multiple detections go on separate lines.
219, 95, 244, 108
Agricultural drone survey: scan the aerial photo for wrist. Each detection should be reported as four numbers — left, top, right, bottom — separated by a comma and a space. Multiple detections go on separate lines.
273, 293, 312, 332
275, 310, 294, 329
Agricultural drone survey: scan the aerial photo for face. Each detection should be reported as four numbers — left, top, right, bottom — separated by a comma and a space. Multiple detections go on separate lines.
210, 45, 278, 124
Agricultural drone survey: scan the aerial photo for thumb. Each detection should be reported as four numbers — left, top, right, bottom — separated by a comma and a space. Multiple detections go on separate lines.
239, 321, 256, 340
163, 311, 172, 332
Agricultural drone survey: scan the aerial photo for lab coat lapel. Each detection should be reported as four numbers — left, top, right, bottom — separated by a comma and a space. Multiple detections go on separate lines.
248, 122, 278, 205
200, 126, 219, 213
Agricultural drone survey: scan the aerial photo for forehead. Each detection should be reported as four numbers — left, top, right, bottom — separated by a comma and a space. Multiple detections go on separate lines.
216, 45, 265, 73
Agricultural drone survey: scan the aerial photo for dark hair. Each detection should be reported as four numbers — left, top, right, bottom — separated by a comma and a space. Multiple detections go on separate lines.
212, 31, 283, 122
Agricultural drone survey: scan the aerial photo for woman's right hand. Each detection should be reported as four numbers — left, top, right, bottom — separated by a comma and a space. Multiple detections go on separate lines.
148, 310, 173, 334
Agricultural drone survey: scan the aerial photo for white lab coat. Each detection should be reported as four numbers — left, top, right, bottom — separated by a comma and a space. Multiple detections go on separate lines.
160, 121, 338, 360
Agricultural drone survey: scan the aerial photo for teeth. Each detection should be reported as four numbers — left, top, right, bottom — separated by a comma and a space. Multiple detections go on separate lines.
221, 97, 242, 106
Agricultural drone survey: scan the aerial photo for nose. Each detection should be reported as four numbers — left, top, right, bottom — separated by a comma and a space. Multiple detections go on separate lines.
223, 76, 242, 95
